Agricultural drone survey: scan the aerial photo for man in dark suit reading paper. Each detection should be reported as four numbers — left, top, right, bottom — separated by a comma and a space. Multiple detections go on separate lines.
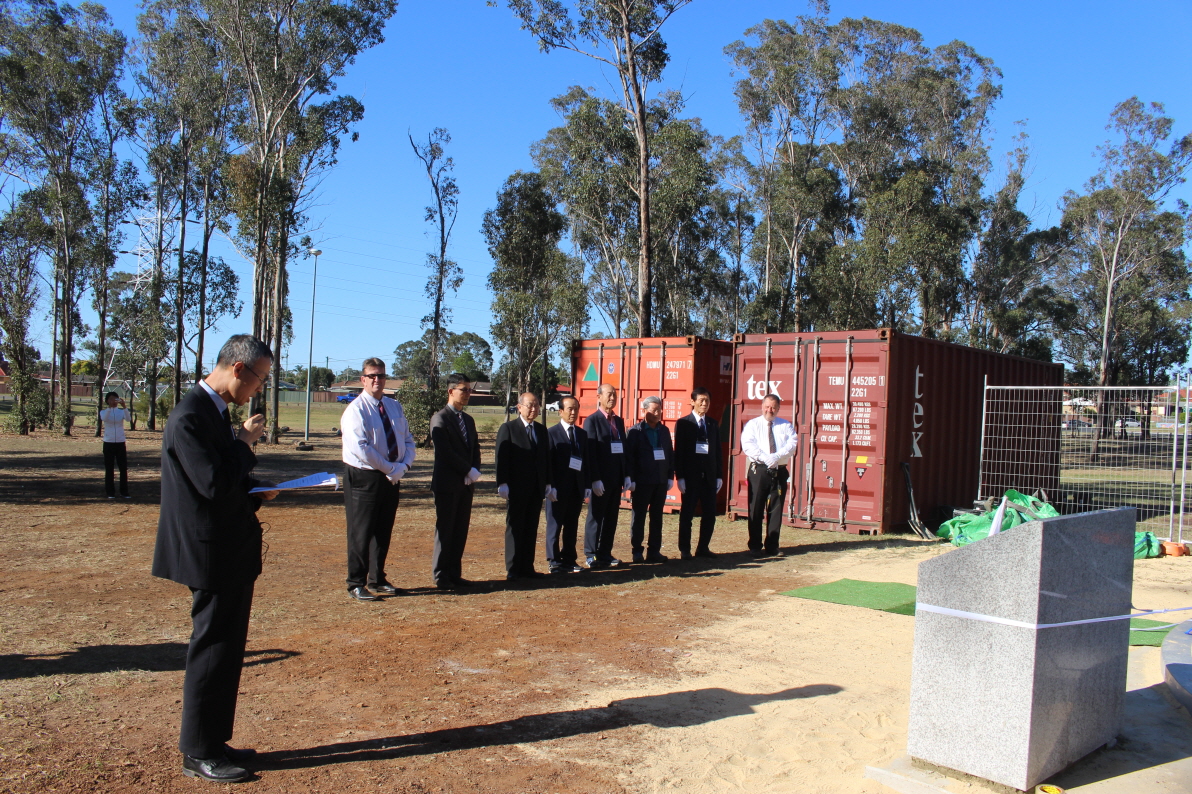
152, 334, 279, 783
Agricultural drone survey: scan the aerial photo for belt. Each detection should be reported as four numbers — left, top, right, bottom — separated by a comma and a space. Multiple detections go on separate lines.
749, 460, 787, 471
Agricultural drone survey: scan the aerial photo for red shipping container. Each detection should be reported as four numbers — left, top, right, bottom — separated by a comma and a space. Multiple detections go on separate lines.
727, 329, 1063, 534
572, 336, 734, 513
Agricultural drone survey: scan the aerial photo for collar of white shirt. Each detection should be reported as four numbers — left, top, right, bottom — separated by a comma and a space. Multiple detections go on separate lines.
198, 379, 228, 415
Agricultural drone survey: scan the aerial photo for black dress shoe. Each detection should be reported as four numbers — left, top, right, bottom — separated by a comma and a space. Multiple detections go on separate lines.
182, 754, 250, 782
680, 551, 694, 560
748, 549, 765, 558
223, 744, 256, 762
370, 583, 401, 595
646, 552, 669, 563
632, 551, 646, 563
348, 586, 378, 601
434, 580, 455, 590
768, 550, 786, 558
505, 572, 522, 581
522, 570, 546, 579
453, 578, 474, 588
694, 548, 718, 558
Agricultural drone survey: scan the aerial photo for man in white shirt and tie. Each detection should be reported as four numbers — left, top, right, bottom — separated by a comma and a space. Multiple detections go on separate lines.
340, 357, 416, 601
740, 394, 797, 558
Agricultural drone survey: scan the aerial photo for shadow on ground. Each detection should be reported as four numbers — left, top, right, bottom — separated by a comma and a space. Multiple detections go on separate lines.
0, 644, 298, 680
258, 684, 843, 769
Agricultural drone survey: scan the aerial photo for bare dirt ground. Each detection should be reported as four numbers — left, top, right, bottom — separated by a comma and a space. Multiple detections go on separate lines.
3, 427, 1189, 793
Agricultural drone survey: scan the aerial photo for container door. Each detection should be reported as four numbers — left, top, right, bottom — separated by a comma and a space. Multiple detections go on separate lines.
797, 336, 888, 533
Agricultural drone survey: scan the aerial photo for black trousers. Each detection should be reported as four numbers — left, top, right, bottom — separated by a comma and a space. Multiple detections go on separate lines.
103, 441, 128, 497
344, 466, 400, 589
180, 582, 254, 758
747, 464, 788, 552
545, 492, 583, 567
584, 486, 622, 561
630, 483, 667, 554
678, 475, 717, 553
432, 484, 473, 585
505, 487, 543, 575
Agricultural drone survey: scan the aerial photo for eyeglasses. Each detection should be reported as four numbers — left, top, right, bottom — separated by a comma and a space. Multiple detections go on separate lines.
451, 386, 473, 394
241, 365, 269, 384
361, 373, 387, 381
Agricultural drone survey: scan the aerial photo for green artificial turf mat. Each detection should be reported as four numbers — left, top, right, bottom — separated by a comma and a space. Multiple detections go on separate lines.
1129, 618, 1175, 646
782, 578, 918, 616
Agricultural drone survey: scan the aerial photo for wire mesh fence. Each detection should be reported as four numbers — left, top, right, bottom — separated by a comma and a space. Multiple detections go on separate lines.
979, 381, 1191, 541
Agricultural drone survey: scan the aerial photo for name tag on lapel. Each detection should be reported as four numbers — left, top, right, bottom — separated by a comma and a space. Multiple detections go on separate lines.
696, 443, 710, 455
610, 441, 624, 455
569, 456, 583, 471
653, 448, 666, 461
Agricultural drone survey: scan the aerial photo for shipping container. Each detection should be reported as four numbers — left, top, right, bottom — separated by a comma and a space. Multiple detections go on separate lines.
571, 336, 735, 513
727, 329, 1063, 534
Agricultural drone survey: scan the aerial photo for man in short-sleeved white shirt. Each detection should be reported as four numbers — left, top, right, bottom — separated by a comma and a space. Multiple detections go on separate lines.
340, 357, 416, 601
740, 394, 797, 557
99, 391, 130, 499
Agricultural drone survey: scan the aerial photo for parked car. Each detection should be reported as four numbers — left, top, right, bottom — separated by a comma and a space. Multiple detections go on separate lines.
545, 401, 560, 411
1116, 418, 1141, 428
1061, 419, 1092, 429
336, 393, 357, 403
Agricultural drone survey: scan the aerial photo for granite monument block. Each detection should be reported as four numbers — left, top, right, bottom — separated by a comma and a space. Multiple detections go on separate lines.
907, 507, 1135, 791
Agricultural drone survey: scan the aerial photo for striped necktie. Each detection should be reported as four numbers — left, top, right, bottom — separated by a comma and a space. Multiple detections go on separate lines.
377, 400, 400, 462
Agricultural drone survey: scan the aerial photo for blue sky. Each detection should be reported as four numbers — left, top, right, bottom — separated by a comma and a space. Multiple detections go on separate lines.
31, 0, 1192, 377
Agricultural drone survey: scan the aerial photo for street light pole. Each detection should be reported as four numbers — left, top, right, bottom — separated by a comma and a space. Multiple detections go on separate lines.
304, 248, 322, 442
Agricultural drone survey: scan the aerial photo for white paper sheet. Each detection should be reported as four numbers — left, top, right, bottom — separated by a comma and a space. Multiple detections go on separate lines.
249, 472, 338, 493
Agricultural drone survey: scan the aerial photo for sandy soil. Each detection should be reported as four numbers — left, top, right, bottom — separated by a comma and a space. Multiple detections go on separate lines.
2, 426, 1189, 793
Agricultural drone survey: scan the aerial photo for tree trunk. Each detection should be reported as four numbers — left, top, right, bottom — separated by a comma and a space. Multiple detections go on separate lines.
196, 182, 213, 383
268, 218, 288, 444
174, 132, 190, 408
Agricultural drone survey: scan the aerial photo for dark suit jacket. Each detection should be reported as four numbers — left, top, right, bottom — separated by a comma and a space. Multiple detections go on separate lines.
152, 386, 264, 591
495, 419, 551, 497
626, 420, 674, 486
582, 410, 627, 485
429, 406, 481, 493
548, 421, 593, 499
674, 412, 722, 483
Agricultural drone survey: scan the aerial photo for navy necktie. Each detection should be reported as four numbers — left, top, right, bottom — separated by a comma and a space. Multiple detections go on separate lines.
377, 400, 400, 462
457, 410, 468, 445
526, 422, 536, 446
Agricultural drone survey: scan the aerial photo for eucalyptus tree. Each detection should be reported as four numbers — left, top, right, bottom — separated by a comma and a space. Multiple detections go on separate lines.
533, 87, 638, 335
192, 0, 397, 344
0, 0, 127, 433
0, 191, 51, 433
510, 0, 692, 337
84, 55, 140, 435
1058, 98, 1192, 388
483, 170, 587, 396
410, 127, 460, 389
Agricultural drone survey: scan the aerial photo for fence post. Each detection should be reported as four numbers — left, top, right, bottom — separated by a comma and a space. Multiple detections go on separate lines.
1181, 373, 1189, 545
1170, 374, 1182, 541
977, 375, 988, 502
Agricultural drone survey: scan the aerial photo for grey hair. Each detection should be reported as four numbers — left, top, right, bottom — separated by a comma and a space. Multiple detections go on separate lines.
216, 334, 272, 368
517, 392, 539, 407
640, 395, 662, 412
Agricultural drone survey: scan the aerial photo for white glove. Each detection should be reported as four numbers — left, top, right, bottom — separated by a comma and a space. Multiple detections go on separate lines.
623, 476, 632, 492
467, 467, 481, 484
544, 484, 553, 498
548, 487, 558, 502
716, 478, 723, 492
584, 488, 592, 501
498, 484, 509, 500
387, 463, 407, 484
677, 478, 686, 494
592, 480, 605, 497
667, 479, 674, 490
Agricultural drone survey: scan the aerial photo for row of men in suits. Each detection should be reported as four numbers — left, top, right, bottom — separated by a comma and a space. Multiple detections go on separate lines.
502, 383, 727, 578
